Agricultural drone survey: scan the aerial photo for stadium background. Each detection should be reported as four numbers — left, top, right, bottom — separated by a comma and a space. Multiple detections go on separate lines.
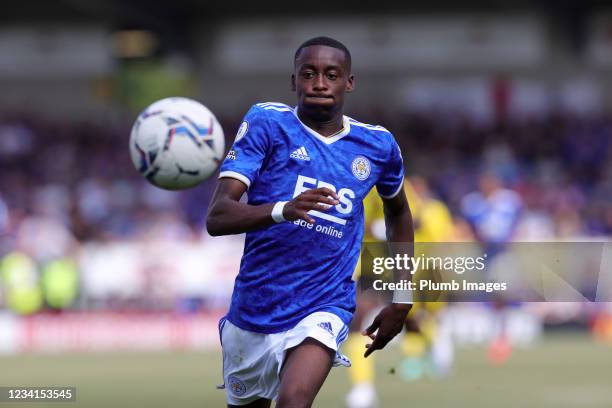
1, 1, 612, 407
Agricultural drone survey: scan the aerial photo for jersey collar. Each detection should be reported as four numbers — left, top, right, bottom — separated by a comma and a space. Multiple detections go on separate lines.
293, 107, 351, 145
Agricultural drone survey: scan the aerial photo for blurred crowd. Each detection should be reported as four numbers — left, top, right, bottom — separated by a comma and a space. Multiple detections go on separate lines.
0, 109, 611, 313
0, 116, 214, 246
394, 111, 612, 239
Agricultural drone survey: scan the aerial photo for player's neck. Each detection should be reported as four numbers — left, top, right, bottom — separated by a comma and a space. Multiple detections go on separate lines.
297, 109, 345, 137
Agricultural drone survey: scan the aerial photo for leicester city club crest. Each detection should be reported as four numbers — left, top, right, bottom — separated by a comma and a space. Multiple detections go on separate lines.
228, 376, 247, 396
351, 156, 371, 181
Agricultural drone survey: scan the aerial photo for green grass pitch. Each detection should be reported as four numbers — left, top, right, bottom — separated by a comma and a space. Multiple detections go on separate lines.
0, 333, 611, 407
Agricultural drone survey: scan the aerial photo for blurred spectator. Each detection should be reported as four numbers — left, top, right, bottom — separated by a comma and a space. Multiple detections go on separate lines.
15, 214, 76, 263
0, 192, 8, 235
40, 257, 79, 311
0, 251, 43, 315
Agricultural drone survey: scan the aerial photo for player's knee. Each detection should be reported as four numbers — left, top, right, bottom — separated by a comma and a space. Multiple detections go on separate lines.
276, 385, 314, 408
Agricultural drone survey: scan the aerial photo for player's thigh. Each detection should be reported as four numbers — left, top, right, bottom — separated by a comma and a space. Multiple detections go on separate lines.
228, 398, 272, 408
277, 337, 335, 407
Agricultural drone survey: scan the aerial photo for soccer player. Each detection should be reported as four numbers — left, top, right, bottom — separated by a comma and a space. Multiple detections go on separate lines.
461, 172, 523, 364
346, 177, 455, 407
206, 36, 414, 408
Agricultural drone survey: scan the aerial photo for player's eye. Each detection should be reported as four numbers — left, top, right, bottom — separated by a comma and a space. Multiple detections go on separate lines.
302, 71, 315, 79
327, 72, 338, 80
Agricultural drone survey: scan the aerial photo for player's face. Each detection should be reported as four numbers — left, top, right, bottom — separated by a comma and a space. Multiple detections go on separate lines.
292, 45, 354, 117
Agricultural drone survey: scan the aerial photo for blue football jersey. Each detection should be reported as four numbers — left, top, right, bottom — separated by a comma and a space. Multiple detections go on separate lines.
219, 102, 404, 333
461, 189, 523, 244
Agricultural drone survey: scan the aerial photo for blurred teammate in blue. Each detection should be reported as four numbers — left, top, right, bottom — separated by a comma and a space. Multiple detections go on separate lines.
206, 37, 414, 407
461, 172, 523, 364
461, 172, 522, 257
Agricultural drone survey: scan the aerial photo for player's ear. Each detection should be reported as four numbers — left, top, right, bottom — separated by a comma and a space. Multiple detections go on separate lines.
291, 74, 296, 92
346, 74, 355, 93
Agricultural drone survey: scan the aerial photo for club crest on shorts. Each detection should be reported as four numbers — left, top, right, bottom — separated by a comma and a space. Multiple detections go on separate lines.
228, 376, 247, 396
351, 156, 371, 181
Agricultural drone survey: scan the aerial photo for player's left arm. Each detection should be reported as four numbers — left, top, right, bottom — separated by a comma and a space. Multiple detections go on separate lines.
363, 185, 414, 357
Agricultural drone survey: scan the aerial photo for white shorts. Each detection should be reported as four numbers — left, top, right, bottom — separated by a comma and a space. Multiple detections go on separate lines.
219, 311, 351, 405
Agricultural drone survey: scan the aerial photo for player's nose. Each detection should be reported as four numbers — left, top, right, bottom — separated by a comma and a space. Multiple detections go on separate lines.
313, 74, 327, 90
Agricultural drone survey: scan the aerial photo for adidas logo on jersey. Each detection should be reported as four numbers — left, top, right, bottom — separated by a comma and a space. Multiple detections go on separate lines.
317, 321, 334, 336
290, 146, 310, 161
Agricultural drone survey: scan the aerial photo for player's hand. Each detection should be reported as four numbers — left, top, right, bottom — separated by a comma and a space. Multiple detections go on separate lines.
283, 187, 339, 224
362, 303, 412, 358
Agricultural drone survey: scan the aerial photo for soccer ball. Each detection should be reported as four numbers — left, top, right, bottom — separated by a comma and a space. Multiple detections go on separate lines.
129, 97, 225, 190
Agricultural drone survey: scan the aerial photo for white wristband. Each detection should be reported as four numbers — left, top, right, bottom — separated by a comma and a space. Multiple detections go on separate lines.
271, 201, 288, 223
392, 289, 414, 304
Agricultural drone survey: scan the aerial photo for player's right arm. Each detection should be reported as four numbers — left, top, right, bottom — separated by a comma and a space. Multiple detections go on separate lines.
207, 104, 339, 236
206, 179, 338, 236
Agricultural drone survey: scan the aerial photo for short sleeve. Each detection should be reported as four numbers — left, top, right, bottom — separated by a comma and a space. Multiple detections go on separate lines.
219, 105, 271, 189
376, 136, 405, 199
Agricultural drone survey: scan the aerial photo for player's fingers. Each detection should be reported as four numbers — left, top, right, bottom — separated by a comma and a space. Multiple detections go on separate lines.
364, 331, 392, 357
311, 204, 333, 212
362, 318, 380, 336
297, 211, 316, 224
313, 187, 339, 199
295, 202, 318, 213
310, 187, 339, 200
297, 192, 319, 202
317, 195, 339, 206
299, 193, 338, 206
307, 200, 337, 211
300, 202, 334, 212
364, 339, 382, 358
361, 333, 376, 341
296, 198, 338, 212
373, 332, 394, 351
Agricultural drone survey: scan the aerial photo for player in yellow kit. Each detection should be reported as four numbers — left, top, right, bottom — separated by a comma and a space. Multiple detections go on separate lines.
345, 176, 455, 407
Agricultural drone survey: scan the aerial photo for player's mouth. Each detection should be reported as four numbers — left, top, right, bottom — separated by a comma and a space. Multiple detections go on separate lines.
304, 94, 334, 105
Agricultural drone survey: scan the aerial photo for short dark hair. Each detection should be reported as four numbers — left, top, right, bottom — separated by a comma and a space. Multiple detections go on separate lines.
294, 36, 351, 70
